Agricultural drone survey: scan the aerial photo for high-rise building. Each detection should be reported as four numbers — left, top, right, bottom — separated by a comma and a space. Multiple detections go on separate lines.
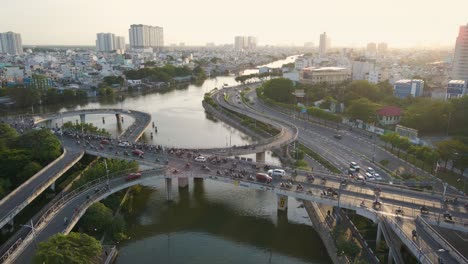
129, 24, 164, 50
452, 23, 468, 80
115, 36, 126, 50
96, 33, 115, 52
247, 36, 257, 49
234, 36, 257, 50
319, 32, 330, 57
377, 42, 388, 54
0, 31, 23, 55
366, 42, 377, 54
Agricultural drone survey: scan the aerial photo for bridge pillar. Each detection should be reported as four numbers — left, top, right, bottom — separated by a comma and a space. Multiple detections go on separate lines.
388, 249, 394, 264
277, 194, 288, 211
282, 145, 289, 157
79, 114, 86, 124
256, 151, 265, 163
376, 220, 382, 249
165, 178, 173, 201
116, 113, 122, 126
178, 177, 189, 188
45, 120, 53, 129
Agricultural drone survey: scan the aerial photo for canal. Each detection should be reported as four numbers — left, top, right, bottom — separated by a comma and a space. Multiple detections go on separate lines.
50, 55, 331, 263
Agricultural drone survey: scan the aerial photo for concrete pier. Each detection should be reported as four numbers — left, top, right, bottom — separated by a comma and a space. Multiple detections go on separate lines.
165, 178, 173, 201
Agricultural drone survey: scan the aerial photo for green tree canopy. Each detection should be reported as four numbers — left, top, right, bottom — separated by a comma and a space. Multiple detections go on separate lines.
400, 99, 453, 134
262, 78, 295, 103
346, 98, 380, 123
33, 232, 102, 264
80, 202, 113, 234
0, 123, 18, 149
14, 129, 61, 164
343, 80, 380, 105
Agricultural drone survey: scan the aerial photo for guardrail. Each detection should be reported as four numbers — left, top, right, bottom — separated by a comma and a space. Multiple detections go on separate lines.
416, 216, 468, 264
1, 168, 165, 264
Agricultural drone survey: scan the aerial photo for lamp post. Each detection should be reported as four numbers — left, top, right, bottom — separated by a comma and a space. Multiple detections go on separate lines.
437, 182, 448, 224
453, 152, 468, 193
21, 220, 38, 249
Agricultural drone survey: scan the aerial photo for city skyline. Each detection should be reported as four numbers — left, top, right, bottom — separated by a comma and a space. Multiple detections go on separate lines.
1, 0, 467, 47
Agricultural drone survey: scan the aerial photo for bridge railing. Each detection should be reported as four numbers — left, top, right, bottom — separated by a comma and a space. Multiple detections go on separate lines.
416, 216, 468, 264
1, 167, 164, 263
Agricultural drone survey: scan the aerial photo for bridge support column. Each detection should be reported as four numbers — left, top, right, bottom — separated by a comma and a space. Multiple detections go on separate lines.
115, 113, 122, 126
49, 180, 56, 191
256, 151, 265, 163
376, 220, 382, 249
178, 177, 188, 189
79, 114, 86, 124
165, 178, 173, 201
282, 145, 289, 157
45, 120, 53, 129
388, 249, 394, 264
277, 194, 288, 211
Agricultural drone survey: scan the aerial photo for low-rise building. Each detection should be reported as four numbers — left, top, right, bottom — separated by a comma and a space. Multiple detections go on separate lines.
446, 80, 467, 99
393, 79, 424, 98
377, 106, 402, 126
299, 67, 349, 85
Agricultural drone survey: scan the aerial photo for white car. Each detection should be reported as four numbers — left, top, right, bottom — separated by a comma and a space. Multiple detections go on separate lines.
365, 172, 375, 180
267, 169, 285, 177
194, 156, 207, 163
374, 173, 382, 180
118, 141, 130, 147
366, 167, 375, 174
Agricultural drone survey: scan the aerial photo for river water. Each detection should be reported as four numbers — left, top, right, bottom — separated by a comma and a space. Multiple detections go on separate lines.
53, 55, 331, 263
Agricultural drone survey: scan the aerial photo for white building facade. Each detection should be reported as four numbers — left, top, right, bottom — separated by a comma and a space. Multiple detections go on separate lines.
452, 23, 468, 80
319, 32, 330, 58
0, 31, 23, 55
129, 24, 164, 50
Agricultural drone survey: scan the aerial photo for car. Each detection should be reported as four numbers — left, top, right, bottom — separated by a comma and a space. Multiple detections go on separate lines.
194, 156, 207, 163
256, 173, 272, 183
347, 168, 357, 176
100, 139, 110, 145
132, 149, 144, 156
125, 172, 141, 181
373, 173, 382, 180
366, 167, 375, 174
366, 173, 375, 181
333, 134, 342, 140
357, 175, 366, 182
267, 169, 285, 177
118, 141, 130, 147
350, 162, 360, 172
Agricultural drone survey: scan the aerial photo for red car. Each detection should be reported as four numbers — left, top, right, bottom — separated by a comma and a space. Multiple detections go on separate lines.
100, 139, 110, 145
132, 149, 144, 156
256, 173, 272, 183
126, 172, 142, 181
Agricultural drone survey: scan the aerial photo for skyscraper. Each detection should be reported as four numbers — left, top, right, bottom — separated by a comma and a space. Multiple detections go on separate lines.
115, 36, 126, 50
452, 23, 468, 80
129, 24, 164, 50
96, 33, 115, 52
0, 31, 23, 55
377, 42, 388, 54
234, 36, 257, 50
319, 32, 330, 58
367, 42, 377, 54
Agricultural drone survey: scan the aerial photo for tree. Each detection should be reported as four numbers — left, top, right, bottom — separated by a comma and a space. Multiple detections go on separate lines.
395, 137, 411, 158
262, 78, 295, 103
346, 98, 380, 123
16, 161, 43, 184
14, 129, 61, 164
0, 124, 18, 149
80, 202, 113, 234
436, 139, 463, 168
33, 232, 102, 264
400, 99, 453, 134
343, 80, 380, 105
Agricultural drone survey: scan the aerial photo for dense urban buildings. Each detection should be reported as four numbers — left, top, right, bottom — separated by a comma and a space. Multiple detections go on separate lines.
234, 36, 257, 50
299, 67, 348, 85
0, 31, 23, 55
318, 32, 331, 58
377, 42, 388, 53
393, 79, 424, 98
129, 24, 164, 50
452, 23, 468, 80
96, 33, 126, 53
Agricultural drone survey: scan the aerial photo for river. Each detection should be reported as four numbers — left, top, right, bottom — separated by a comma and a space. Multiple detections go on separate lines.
53, 55, 331, 263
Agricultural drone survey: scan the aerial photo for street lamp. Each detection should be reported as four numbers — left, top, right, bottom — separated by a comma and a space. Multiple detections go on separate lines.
21, 220, 38, 249
103, 160, 110, 189
452, 152, 468, 193
437, 182, 448, 224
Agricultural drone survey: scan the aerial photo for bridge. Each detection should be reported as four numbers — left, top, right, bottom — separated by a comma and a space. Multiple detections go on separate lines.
1, 89, 468, 263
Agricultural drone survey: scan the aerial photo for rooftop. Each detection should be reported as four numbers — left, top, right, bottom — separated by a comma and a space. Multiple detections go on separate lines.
395, 79, 424, 84
377, 106, 402, 117
302, 67, 347, 72
448, 80, 467, 85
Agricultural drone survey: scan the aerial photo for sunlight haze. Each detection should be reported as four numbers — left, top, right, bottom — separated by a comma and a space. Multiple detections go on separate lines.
1, 0, 467, 47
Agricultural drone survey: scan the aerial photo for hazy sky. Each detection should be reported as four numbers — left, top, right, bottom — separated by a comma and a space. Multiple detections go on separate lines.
1, 0, 467, 47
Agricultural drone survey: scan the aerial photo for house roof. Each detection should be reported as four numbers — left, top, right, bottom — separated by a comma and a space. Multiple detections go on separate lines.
377, 106, 402, 116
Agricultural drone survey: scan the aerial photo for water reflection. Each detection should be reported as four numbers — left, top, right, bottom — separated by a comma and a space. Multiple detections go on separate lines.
117, 179, 330, 264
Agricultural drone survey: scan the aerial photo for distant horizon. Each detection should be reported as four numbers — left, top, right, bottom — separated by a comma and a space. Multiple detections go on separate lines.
1, 0, 466, 48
